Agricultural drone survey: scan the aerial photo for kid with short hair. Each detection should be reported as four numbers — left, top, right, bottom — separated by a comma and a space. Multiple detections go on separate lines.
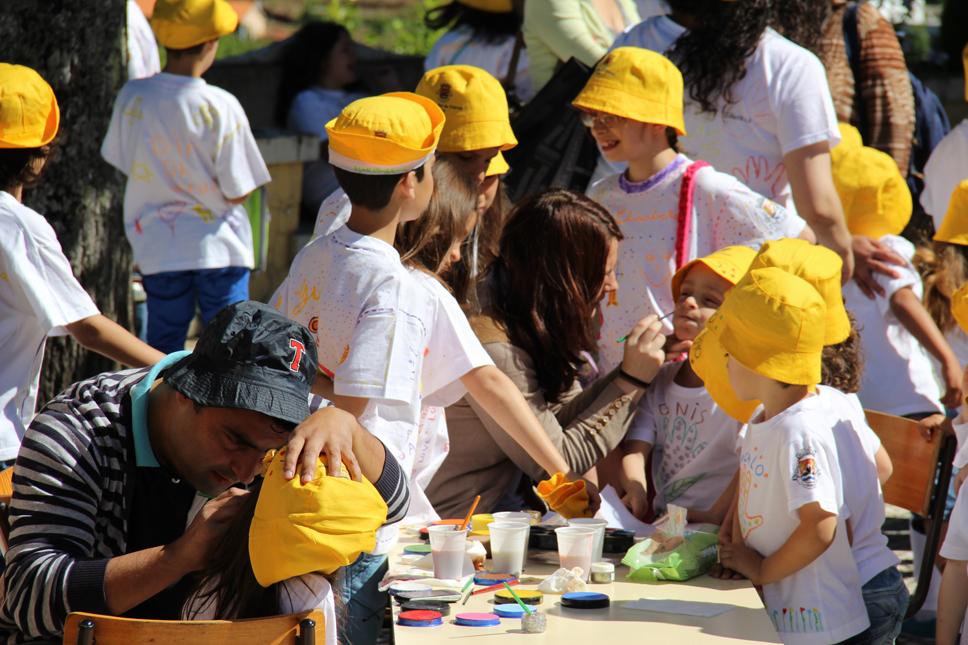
711, 267, 871, 644
101, 0, 271, 354
620, 245, 754, 523
573, 47, 811, 370
0, 64, 164, 466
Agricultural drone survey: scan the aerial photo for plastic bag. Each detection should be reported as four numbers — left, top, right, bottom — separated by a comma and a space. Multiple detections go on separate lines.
537, 567, 587, 594
622, 504, 718, 582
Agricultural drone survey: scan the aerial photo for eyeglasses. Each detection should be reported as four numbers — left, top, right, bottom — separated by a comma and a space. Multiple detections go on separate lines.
578, 111, 625, 129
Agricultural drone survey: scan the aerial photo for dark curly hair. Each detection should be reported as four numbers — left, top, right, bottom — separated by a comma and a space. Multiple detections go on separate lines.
770, 0, 832, 56
424, 2, 521, 42
821, 311, 863, 394
489, 189, 623, 403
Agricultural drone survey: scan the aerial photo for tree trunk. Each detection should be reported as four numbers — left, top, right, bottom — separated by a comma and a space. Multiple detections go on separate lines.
0, 0, 131, 403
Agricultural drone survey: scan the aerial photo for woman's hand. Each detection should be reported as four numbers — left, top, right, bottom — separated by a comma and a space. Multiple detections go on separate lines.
284, 406, 363, 483
851, 235, 905, 298
620, 315, 667, 386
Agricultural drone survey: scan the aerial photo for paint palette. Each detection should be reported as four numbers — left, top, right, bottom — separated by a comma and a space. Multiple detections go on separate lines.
397, 609, 443, 627
387, 581, 431, 597
401, 599, 451, 616
561, 591, 610, 609
455, 612, 501, 627
403, 543, 432, 555
473, 572, 517, 586
495, 588, 542, 605
493, 603, 527, 618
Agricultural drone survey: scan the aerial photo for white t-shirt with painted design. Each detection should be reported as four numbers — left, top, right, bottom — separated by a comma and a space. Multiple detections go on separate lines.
0, 192, 101, 462
940, 474, 968, 645
313, 189, 351, 239
627, 361, 741, 513
425, 27, 534, 103
101, 73, 270, 275
612, 17, 840, 217
843, 235, 943, 416
738, 395, 869, 644
920, 119, 968, 232
587, 154, 806, 369
126, 0, 160, 80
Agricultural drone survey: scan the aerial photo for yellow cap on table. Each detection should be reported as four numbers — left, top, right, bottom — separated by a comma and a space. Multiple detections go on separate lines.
326, 92, 445, 175
833, 145, 912, 240
671, 244, 756, 301
572, 47, 687, 136
151, 0, 239, 49
750, 238, 850, 345
536, 472, 592, 519
249, 450, 387, 587
416, 65, 517, 176
0, 64, 59, 149
934, 179, 968, 246
457, 0, 514, 12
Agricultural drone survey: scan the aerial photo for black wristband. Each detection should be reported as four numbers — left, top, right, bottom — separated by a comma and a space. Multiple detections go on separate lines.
618, 368, 651, 390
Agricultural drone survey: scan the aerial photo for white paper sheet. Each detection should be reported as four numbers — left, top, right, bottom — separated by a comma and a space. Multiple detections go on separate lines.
595, 485, 656, 537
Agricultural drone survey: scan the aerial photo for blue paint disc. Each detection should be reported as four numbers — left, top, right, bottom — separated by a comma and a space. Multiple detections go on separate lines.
493, 603, 527, 618
561, 591, 610, 609
455, 612, 501, 627
473, 572, 517, 586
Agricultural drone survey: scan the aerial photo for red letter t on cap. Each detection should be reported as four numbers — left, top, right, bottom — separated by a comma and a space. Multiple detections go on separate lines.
289, 339, 306, 372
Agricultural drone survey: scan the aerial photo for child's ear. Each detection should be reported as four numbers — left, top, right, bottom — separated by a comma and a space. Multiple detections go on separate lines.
396, 171, 418, 200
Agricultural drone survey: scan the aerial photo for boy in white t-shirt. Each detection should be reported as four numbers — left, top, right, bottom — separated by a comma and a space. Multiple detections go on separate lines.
571, 47, 810, 370
0, 64, 164, 465
833, 144, 963, 415
101, 0, 271, 354
710, 267, 870, 644
620, 245, 755, 523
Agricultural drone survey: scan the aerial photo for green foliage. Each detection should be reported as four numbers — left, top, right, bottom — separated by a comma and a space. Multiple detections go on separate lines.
216, 32, 273, 60
304, 0, 446, 56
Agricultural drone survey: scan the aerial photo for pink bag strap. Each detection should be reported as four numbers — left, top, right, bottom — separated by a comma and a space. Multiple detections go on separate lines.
675, 160, 710, 270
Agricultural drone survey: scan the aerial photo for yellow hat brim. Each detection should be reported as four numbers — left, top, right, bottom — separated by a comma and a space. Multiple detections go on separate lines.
690, 320, 760, 423
438, 118, 518, 154
572, 88, 686, 136
670, 245, 757, 301
934, 180, 968, 246
152, 0, 239, 49
486, 150, 510, 176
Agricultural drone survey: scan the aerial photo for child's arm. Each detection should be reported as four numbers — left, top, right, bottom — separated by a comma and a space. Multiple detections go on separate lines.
65, 314, 164, 367
719, 502, 836, 586
937, 558, 968, 645
890, 286, 964, 407
874, 445, 893, 485
619, 440, 652, 521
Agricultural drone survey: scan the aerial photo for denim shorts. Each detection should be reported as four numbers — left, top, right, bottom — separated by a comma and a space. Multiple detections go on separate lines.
861, 566, 910, 644
337, 552, 388, 645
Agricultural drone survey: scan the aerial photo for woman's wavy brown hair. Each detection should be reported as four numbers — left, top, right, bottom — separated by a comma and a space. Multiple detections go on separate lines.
822, 311, 863, 394
914, 241, 968, 333
489, 188, 623, 403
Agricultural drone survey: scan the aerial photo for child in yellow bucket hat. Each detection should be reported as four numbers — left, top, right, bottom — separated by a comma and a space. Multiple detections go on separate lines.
0, 64, 162, 465
181, 450, 389, 644
711, 267, 872, 645
832, 146, 963, 414
618, 245, 755, 524
574, 46, 813, 371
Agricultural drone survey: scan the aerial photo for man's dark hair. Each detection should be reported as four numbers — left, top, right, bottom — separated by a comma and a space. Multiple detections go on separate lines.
333, 164, 425, 210
0, 145, 53, 192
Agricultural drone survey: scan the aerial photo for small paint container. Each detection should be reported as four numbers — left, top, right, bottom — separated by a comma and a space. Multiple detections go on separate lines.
401, 599, 451, 616
397, 609, 443, 627
455, 612, 501, 627
561, 591, 610, 609
473, 572, 517, 586
493, 603, 527, 618
495, 588, 542, 605
590, 561, 615, 584
521, 610, 547, 633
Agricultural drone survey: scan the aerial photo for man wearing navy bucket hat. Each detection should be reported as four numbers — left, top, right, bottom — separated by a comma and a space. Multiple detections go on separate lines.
0, 301, 409, 642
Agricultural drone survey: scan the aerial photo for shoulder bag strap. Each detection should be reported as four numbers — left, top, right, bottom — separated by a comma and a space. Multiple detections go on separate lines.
675, 160, 711, 270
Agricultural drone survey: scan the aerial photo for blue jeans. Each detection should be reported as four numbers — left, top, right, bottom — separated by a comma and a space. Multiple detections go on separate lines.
862, 566, 910, 644
338, 552, 388, 645
142, 267, 249, 354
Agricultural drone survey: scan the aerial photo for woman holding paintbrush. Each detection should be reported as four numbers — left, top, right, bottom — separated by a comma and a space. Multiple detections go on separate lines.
426, 188, 666, 519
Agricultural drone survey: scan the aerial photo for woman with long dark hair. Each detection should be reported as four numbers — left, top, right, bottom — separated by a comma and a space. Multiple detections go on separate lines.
426, 188, 667, 518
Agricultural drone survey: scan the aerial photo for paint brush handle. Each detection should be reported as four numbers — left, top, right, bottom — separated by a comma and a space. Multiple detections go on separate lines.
472, 580, 519, 596
616, 310, 675, 343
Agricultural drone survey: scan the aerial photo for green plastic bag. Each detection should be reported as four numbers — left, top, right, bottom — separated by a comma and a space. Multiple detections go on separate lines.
622, 530, 719, 582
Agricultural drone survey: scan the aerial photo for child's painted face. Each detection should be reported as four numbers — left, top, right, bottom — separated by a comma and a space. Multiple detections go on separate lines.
581, 110, 651, 163
438, 210, 480, 275
673, 263, 733, 342
324, 32, 358, 89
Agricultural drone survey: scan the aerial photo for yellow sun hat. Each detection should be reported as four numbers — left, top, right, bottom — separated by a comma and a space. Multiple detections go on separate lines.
536, 472, 592, 519
326, 92, 445, 175
750, 238, 851, 345
934, 179, 968, 246
151, 0, 239, 50
833, 145, 912, 240
416, 65, 518, 167
831, 122, 863, 165
671, 244, 757, 301
457, 0, 514, 12
0, 64, 59, 149
249, 450, 388, 587
952, 283, 968, 335
690, 312, 760, 423
572, 47, 687, 136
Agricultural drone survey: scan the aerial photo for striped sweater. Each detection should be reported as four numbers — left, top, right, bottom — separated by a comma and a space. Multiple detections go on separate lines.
0, 366, 409, 642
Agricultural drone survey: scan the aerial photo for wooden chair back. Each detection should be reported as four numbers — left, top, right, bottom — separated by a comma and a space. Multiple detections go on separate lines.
0, 466, 13, 551
63, 610, 324, 645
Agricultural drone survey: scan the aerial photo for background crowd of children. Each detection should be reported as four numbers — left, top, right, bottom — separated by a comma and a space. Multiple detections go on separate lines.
3, 0, 968, 644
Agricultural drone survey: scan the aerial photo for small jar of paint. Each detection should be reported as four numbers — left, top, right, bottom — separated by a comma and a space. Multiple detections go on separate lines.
590, 561, 615, 584
521, 610, 547, 633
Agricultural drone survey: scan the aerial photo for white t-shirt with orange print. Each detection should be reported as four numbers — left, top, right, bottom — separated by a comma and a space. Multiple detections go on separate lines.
587, 154, 806, 370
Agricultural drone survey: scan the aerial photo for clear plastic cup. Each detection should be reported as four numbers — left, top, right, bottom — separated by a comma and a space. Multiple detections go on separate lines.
488, 520, 531, 575
428, 525, 467, 579
555, 526, 596, 581
492, 511, 532, 525
568, 518, 607, 562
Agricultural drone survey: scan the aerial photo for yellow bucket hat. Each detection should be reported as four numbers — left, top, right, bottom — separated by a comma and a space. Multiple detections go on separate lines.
572, 47, 687, 136
151, 0, 239, 50
326, 92, 445, 175
833, 145, 912, 240
416, 66, 517, 165
721, 267, 826, 386
934, 179, 968, 246
249, 450, 387, 587
690, 310, 760, 423
952, 283, 968, 335
0, 64, 59, 149
536, 473, 592, 519
671, 244, 756, 301
831, 122, 863, 165
458, 0, 514, 12
750, 238, 850, 345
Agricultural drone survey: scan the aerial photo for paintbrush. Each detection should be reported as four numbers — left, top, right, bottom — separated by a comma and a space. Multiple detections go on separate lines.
616, 309, 675, 343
